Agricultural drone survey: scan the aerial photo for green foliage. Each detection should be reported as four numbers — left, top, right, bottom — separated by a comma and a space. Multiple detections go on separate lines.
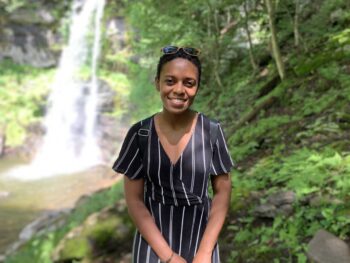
3, 0, 350, 261
228, 148, 350, 262
295, 90, 338, 117
0, 60, 55, 146
300, 0, 350, 50
293, 50, 349, 76
0, 0, 26, 12
329, 28, 350, 46
123, 2, 350, 260
100, 69, 131, 118
56, 237, 90, 261
5, 182, 124, 263
127, 62, 162, 121
249, 148, 350, 195
228, 115, 299, 162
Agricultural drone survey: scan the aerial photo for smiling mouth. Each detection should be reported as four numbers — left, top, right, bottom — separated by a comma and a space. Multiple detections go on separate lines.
167, 97, 187, 107
168, 97, 187, 102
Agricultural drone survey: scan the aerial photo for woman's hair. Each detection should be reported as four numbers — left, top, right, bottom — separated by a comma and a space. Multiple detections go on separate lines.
156, 49, 202, 87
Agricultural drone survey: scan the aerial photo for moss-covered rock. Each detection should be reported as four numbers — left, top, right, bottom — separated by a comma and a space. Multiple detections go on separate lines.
55, 230, 90, 261
52, 200, 134, 263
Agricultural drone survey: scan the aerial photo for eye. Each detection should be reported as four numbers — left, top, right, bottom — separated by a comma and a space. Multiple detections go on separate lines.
165, 78, 174, 85
184, 79, 196, 87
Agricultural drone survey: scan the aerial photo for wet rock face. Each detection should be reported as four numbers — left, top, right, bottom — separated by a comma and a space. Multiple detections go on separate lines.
0, 4, 61, 68
307, 229, 350, 263
96, 80, 117, 114
93, 79, 123, 163
9, 8, 55, 25
97, 115, 124, 163
0, 24, 57, 68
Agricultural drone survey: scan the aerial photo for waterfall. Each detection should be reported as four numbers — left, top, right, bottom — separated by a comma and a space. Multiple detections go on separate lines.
80, 0, 105, 165
8, 0, 106, 180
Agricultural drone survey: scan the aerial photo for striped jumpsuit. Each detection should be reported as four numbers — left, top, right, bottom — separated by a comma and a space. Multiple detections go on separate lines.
112, 112, 234, 263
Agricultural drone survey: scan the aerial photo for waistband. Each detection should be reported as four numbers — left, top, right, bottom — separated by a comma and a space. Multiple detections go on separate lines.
145, 184, 209, 207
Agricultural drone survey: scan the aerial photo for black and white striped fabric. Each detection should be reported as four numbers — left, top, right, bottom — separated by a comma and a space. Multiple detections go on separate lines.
112, 112, 234, 263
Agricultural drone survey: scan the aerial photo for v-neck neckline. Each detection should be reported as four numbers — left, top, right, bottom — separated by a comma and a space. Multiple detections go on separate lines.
153, 112, 200, 167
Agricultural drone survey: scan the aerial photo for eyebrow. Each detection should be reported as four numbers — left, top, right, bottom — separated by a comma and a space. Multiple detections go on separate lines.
163, 75, 196, 79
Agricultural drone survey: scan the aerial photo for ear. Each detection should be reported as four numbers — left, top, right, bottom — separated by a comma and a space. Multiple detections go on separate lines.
155, 77, 160, 91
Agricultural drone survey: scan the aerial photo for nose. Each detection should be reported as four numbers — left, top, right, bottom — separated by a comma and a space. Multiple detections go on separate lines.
173, 82, 185, 94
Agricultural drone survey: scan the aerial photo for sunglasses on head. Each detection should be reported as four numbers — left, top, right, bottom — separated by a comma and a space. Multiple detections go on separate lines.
160, 45, 201, 56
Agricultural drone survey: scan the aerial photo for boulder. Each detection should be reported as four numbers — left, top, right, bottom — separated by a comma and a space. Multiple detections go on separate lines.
253, 191, 296, 218
253, 204, 277, 218
51, 202, 134, 263
278, 204, 293, 217
19, 209, 72, 241
303, 194, 345, 207
267, 191, 296, 207
307, 229, 350, 263
3, 209, 72, 258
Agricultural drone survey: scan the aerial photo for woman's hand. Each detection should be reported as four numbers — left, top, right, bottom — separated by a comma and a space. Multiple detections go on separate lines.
194, 173, 231, 262
170, 253, 187, 263
192, 250, 212, 263
124, 176, 175, 261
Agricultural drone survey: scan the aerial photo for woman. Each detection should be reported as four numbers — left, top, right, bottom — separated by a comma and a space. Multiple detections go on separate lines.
112, 46, 233, 263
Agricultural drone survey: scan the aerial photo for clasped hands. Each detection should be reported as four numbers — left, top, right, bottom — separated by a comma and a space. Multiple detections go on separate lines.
165, 250, 212, 263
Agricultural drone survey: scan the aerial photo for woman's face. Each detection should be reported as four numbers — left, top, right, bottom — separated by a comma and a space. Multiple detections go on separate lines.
156, 58, 199, 115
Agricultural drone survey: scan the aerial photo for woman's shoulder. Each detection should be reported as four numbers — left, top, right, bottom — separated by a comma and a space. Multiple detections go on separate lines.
198, 112, 220, 125
128, 114, 155, 133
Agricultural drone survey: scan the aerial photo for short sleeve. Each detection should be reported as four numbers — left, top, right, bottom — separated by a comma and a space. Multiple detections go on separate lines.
112, 123, 144, 180
209, 123, 234, 176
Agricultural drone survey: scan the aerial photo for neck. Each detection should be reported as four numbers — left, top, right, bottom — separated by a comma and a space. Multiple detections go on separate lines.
159, 109, 197, 129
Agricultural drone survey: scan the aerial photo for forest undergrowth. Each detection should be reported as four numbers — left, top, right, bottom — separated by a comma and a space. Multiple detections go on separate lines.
1, 0, 350, 262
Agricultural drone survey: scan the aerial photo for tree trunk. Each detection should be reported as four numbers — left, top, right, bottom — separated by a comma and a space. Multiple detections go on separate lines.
294, 0, 300, 47
243, 0, 258, 72
265, 0, 286, 80
0, 128, 6, 157
213, 6, 223, 89
206, 0, 223, 89
234, 96, 277, 130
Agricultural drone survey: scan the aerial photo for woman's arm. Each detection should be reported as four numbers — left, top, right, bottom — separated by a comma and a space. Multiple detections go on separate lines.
193, 173, 232, 263
124, 176, 186, 263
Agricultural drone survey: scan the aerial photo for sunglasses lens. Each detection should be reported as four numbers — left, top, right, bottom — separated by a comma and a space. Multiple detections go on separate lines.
162, 46, 178, 54
161, 46, 200, 56
183, 47, 200, 56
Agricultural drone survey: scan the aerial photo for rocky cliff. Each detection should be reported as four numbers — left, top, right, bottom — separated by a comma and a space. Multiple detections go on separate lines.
0, 1, 72, 67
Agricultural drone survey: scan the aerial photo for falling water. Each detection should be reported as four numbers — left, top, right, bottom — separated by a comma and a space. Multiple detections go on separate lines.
7, 0, 106, 180
81, 0, 105, 164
